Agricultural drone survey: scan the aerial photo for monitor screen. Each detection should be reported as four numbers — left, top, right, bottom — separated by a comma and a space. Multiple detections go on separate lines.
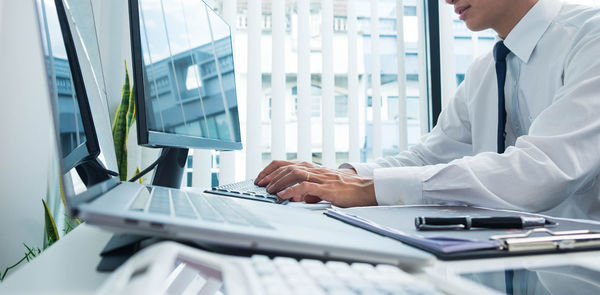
37, 0, 99, 172
131, 0, 242, 150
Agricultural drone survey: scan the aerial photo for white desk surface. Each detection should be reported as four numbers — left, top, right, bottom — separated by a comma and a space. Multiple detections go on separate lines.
0, 224, 112, 294
2, 223, 600, 294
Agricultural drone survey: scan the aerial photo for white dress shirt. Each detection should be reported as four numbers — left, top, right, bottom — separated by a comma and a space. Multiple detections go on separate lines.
343, 0, 600, 220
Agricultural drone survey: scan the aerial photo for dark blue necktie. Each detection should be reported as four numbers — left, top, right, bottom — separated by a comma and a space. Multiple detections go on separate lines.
494, 41, 511, 153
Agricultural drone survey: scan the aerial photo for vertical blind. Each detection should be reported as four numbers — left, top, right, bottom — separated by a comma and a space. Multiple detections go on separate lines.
219, 0, 238, 185
321, 0, 335, 168
347, 0, 360, 163
245, 0, 263, 178
416, 0, 429, 135
192, 0, 430, 184
297, 0, 312, 163
271, 0, 287, 162
395, 0, 408, 151
370, 0, 382, 159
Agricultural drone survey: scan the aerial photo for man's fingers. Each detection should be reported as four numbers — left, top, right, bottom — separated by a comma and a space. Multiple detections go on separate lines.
277, 182, 327, 203
256, 161, 319, 186
264, 165, 299, 190
267, 166, 327, 194
266, 170, 296, 194
255, 160, 293, 185
304, 195, 322, 203
266, 166, 310, 194
297, 161, 315, 168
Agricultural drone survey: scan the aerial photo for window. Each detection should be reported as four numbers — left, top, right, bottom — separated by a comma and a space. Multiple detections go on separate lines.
205, 0, 430, 178
335, 95, 348, 118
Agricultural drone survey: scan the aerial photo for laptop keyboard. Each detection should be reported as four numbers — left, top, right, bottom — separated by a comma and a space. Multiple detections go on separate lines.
139, 187, 273, 229
204, 179, 288, 204
248, 255, 444, 295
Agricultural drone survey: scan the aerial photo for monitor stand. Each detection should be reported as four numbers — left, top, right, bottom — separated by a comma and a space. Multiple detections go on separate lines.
98, 147, 189, 271
151, 147, 189, 189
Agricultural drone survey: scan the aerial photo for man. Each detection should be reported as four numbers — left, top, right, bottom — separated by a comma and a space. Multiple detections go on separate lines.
255, 0, 600, 220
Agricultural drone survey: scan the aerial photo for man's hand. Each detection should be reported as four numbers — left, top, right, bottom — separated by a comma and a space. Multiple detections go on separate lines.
254, 161, 376, 208
254, 160, 320, 186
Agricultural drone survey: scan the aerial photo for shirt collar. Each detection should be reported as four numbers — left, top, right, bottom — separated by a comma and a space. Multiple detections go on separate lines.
498, 0, 562, 63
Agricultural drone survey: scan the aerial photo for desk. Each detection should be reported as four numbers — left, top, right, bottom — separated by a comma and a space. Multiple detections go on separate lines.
2, 223, 600, 294
0, 224, 112, 294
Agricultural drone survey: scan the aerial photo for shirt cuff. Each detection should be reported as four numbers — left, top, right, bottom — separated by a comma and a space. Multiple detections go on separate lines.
373, 167, 424, 205
339, 162, 382, 177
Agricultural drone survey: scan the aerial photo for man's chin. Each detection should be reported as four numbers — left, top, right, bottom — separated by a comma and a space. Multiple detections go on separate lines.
465, 21, 489, 33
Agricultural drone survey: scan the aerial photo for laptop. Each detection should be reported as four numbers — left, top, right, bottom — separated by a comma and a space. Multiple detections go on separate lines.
38, 0, 433, 267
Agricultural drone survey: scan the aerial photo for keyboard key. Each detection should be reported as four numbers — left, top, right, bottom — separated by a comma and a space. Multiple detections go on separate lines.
274, 256, 297, 266
326, 261, 353, 272
259, 272, 282, 285
187, 194, 224, 222
128, 188, 150, 211
300, 259, 325, 268
206, 198, 250, 225
148, 188, 171, 215
171, 191, 196, 219
251, 255, 271, 263
351, 262, 376, 274
286, 274, 313, 286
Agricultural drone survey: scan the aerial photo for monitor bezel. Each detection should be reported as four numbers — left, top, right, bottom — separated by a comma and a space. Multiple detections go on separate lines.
53, 0, 101, 173
39, 0, 117, 214
129, 0, 243, 151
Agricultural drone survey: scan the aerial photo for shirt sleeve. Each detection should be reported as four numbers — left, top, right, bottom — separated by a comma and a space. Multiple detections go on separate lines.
373, 27, 600, 211
340, 81, 475, 179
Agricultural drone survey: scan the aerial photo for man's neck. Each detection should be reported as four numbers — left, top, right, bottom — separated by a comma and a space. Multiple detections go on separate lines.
494, 0, 540, 39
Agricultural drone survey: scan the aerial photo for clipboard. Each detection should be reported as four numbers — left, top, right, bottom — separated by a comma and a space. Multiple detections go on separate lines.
324, 205, 600, 260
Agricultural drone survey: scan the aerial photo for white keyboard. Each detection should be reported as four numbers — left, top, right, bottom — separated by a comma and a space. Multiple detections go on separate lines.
99, 242, 448, 295
244, 255, 444, 295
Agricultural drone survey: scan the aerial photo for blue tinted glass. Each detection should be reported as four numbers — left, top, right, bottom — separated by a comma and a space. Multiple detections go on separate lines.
138, 0, 241, 143
37, 0, 87, 158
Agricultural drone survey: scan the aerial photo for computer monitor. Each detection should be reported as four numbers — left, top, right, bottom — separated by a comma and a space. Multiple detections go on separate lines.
129, 0, 242, 187
37, 0, 100, 174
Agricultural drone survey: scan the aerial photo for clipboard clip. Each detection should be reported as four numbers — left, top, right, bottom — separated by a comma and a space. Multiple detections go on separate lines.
490, 228, 600, 252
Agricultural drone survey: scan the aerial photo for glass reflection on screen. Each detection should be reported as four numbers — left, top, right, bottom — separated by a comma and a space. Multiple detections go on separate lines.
138, 0, 241, 143
38, 0, 87, 159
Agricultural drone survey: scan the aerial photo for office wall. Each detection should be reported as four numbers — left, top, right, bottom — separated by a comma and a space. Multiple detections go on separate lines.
0, 0, 49, 273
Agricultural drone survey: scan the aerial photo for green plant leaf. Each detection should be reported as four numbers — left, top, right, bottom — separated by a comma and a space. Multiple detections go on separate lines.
42, 199, 59, 249
135, 167, 142, 183
126, 86, 136, 136
112, 61, 131, 181
0, 244, 41, 282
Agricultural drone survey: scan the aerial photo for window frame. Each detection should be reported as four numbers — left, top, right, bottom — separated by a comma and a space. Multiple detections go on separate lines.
425, 0, 443, 129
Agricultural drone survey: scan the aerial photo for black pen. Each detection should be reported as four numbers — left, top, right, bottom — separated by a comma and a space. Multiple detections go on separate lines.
414, 216, 557, 230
